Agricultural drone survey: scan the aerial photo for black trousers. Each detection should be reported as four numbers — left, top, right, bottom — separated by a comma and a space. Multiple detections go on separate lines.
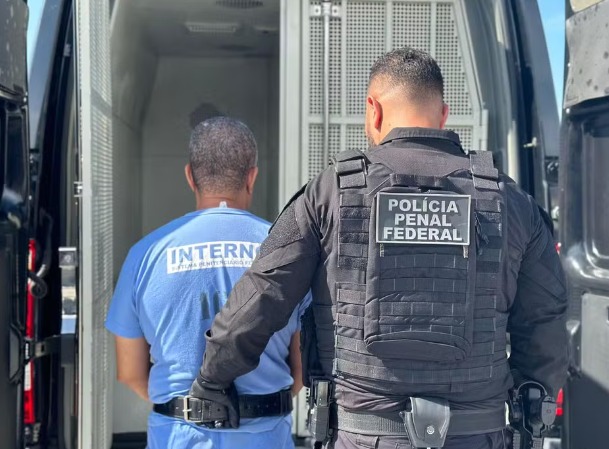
326, 429, 513, 449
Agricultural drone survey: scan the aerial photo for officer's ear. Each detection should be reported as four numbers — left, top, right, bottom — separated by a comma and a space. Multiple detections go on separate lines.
367, 95, 383, 130
185, 163, 197, 193
439, 103, 450, 129
246, 166, 258, 195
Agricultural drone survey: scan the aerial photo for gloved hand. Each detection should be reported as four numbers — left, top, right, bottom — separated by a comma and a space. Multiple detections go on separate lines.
189, 377, 240, 429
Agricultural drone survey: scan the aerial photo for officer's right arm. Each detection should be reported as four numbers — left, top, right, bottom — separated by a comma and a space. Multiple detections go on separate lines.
199, 187, 323, 387
507, 196, 569, 396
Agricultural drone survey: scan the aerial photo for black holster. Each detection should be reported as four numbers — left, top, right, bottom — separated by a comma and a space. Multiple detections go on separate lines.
508, 380, 557, 449
400, 397, 450, 448
301, 305, 322, 388
307, 378, 333, 447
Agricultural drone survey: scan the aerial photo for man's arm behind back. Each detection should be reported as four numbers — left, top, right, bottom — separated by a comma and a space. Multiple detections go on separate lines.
506, 184, 569, 396
200, 189, 323, 386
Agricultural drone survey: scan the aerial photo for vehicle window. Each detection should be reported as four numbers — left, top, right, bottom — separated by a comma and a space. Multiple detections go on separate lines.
585, 118, 609, 269
538, 0, 565, 112
6, 111, 27, 198
0, 108, 4, 191
27, 0, 47, 77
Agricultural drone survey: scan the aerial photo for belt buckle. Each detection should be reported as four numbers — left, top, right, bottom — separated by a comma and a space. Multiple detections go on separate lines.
182, 395, 202, 424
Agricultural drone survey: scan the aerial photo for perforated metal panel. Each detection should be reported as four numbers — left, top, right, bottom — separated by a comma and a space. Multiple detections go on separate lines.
392, 3, 432, 52
346, 125, 368, 150
308, 124, 341, 175
435, 3, 472, 116
76, 0, 114, 447
299, 0, 487, 181
346, 2, 386, 116
447, 126, 473, 151
309, 1, 342, 116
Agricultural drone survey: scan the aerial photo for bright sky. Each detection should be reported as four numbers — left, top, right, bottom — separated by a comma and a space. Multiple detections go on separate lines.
538, 0, 566, 110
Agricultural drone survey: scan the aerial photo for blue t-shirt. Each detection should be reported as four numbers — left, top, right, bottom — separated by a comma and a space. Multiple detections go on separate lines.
105, 207, 310, 439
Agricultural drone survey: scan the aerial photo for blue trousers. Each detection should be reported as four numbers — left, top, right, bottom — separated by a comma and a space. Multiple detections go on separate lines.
146, 413, 294, 449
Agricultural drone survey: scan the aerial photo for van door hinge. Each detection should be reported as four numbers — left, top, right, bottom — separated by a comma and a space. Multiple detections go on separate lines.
523, 137, 538, 149
25, 336, 60, 362
73, 181, 83, 198
545, 159, 559, 183
310, 2, 341, 18
59, 247, 78, 334
24, 335, 75, 363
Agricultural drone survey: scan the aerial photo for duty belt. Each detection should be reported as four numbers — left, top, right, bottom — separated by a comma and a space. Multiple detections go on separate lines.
333, 405, 506, 436
153, 389, 292, 423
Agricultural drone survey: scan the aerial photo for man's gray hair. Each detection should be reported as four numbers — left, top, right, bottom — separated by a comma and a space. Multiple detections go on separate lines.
189, 116, 258, 194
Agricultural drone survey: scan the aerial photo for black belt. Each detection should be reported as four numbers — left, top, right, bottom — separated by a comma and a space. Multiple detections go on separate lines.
153, 389, 293, 423
334, 406, 506, 436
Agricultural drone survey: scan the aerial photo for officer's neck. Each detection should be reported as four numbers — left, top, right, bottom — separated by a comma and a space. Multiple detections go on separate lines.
377, 102, 446, 141
380, 118, 443, 139
195, 191, 251, 211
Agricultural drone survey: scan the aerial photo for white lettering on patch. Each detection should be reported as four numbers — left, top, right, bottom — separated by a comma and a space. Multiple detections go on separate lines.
166, 241, 260, 274
376, 193, 471, 246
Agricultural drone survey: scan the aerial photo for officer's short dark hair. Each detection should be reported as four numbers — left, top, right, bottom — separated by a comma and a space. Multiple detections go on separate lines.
369, 47, 444, 101
189, 116, 258, 194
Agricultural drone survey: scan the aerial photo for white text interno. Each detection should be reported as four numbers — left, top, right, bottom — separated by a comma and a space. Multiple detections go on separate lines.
166, 241, 260, 274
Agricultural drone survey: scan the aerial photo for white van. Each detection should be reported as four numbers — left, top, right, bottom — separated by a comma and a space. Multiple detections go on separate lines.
2, 0, 568, 448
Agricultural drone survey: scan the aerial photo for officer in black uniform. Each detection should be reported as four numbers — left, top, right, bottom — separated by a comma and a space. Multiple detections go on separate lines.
189, 48, 568, 449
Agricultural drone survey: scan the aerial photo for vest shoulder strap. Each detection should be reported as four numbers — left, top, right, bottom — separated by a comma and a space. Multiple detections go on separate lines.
332, 148, 368, 163
469, 151, 499, 191
332, 149, 368, 189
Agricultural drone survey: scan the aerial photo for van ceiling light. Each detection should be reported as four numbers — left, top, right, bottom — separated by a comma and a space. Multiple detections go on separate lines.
216, 0, 264, 9
185, 21, 240, 34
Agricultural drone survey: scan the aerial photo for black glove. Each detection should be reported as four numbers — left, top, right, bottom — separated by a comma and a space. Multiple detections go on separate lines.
189, 377, 240, 429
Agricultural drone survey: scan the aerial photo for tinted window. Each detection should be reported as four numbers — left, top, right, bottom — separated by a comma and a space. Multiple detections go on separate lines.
27, 0, 47, 76
0, 105, 28, 213
0, 107, 4, 193
584, 117, 609, 268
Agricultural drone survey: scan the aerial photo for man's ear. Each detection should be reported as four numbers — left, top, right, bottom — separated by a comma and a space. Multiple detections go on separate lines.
439, 103, 450, 129
185, 163, 197, 193
367, 95, 383, 131
246, 166, 259, 194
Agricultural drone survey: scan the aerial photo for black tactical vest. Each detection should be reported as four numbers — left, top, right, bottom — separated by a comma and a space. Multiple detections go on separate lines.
322, 148, 509, 394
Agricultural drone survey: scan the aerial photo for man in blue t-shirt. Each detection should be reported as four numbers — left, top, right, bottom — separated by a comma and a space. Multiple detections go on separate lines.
105, 117, 310, 449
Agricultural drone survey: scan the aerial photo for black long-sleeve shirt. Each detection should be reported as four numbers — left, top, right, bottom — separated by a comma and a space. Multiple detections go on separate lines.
200, 128, 568, 411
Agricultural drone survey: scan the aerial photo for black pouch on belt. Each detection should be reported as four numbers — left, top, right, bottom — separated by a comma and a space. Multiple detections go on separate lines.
399, 397, 451, 448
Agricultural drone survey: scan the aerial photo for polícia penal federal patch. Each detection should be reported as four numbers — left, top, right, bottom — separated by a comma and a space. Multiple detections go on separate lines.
376, 192, 471, 245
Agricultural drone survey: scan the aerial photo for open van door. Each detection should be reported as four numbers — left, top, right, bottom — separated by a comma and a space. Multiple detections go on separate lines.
73, 0, 115, 447
508, 0, 562, 214
560, 1, 609, 449
0, 0, 30, 448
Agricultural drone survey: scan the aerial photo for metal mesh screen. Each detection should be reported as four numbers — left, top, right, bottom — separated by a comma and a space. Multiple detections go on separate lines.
447, 126, 473, 152
435, 3, 473, 116
303, 0, 484, 179
346, 125, 369, 151
392, 3, 432, 52
91, 105, 113, 448
346, 1, 386, 116
309, 2, 342, 115
308, 124, 341, 178
77, 0, 113, 446
309, 13, 323, 115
